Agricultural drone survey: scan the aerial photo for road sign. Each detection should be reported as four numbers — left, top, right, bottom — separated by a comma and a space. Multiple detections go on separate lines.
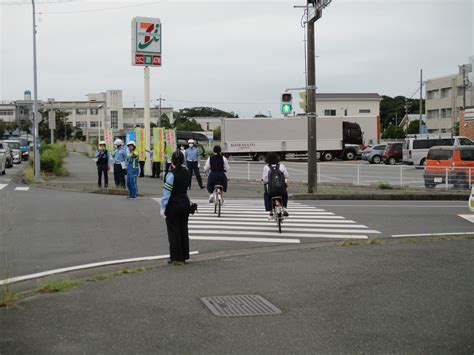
48, 110, 56, 130
131, 17, 161, 67
307, 0, 332, 22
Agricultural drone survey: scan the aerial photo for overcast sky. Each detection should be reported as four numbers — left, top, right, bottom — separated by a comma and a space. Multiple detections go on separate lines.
0, 0, 472, 117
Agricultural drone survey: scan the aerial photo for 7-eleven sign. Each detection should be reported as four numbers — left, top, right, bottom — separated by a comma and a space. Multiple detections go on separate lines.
132, 17, 162, 67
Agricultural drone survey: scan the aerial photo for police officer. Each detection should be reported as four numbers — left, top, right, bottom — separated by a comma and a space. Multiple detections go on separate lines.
160, 150, 192, 265
112, 139, 127, 188
185, 139, 204, 189
95, 140, 110, 188
126, 141, 140, 199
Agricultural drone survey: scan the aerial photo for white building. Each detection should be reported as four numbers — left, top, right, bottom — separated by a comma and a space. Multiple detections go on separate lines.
192, 117, 228, 131
314, 93, 381, 117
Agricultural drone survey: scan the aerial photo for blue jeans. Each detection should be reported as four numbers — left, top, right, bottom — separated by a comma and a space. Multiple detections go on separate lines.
127, 174, 138, 198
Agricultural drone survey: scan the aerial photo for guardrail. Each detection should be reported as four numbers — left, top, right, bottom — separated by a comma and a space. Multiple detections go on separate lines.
224, 161, 473, 190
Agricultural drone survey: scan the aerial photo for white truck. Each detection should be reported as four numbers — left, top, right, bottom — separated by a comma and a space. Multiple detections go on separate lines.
222, 116, 363, 161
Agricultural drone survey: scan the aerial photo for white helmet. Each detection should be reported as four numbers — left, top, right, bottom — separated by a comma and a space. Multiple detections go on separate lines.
99, 140, 106, 145
188, 139, 195, 144
127, 141, 136, 147
114, 138, 123, 146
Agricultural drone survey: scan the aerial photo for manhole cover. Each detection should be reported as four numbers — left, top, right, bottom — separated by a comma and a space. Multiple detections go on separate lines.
201, 295, 281, 317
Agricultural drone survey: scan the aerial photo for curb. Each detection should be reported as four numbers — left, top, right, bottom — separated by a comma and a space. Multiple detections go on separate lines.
292, 193, 470, 201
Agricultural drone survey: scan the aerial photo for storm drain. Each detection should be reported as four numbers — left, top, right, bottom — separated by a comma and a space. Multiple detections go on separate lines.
201, 295, 281, 317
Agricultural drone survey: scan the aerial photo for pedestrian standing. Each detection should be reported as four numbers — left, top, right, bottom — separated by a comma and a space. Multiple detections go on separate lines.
148, 149, 161, 178
112, 139, 127, 188
160, 150, 192, 265
126, 141, 140, 199
139, 156, 145, 178
95, 140, 110, 188
185, 139, 205, 189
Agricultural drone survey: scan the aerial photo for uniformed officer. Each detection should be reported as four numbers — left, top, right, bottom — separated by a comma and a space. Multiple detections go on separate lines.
185, 139, 204, 189
126, 141, 140, 199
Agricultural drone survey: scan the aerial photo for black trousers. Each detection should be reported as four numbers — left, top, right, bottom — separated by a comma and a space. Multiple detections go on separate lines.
139, 161, 145, 177
152, 162, 161, 177
113, 164, 125, 188
166, 213, 190, 262
187, 161, 203, 188
97, 164, 108, 187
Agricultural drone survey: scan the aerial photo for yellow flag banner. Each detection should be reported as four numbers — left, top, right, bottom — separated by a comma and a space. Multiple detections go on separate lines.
165, 129, 177, 158
134, 128, 146, 161
153, 128, 165, 162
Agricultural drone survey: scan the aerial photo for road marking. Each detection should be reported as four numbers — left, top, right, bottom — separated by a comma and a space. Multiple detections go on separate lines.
197, 207, 326, 212
191, 231, 369, 239
189, 221, 367, 228
14, 187, 29, 191
0, 251, 200, 286
196, 211, 336, 216
189, 215, 347, 221
0, 179, 11, 182
458, 214, 474, 223
0, 184, 7, 190
313, 204, 467, 208
190, 225, 378, 234
391, 232, 474, 238
190, 236, 300, 244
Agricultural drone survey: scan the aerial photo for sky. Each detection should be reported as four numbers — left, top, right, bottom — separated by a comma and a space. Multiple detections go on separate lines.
0, 0, 473, 117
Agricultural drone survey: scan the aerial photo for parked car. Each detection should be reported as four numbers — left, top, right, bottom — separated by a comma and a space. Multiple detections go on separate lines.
0, 150, 6, 174
383, 142, 403, 165
423, 146, 474, 189
403, 135, 473, 167
2, 140, 22, 164
0, 142, 13, 168
361, 144, 386, 164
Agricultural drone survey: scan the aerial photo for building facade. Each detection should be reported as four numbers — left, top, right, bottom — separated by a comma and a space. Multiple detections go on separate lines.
425, 68, 473, 134
313, 93, 381, 117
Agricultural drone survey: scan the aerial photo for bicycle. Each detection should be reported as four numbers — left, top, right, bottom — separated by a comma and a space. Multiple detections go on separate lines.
271, 196, 284, 233
212, 184, 224, 217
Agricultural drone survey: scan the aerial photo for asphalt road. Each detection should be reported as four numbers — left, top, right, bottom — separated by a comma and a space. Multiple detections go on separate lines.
1, 238, 473, 353
1, 175, 473, 280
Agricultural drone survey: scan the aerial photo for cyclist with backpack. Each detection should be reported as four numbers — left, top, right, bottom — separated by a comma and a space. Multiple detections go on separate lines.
262, 152, 289, 220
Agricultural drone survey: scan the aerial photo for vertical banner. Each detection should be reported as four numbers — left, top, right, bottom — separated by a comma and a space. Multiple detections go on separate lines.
165, 129, 177, 157
153, 128, 165, 162
125, 130, 136, 154
134, 128, 146, 161
104, 129, 113, 151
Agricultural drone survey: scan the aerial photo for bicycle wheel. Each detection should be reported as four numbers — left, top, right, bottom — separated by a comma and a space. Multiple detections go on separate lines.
277, 213, 282, 233
217, 198, 221, 217
214, 200, 217, 214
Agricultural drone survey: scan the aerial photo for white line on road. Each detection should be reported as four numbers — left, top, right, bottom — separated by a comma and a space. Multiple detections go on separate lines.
14, 187, 29, 191
0, 179, 11, 182
0, 251, 200, 286
0, 184, 7, 190
190, 236, 301, 244
194, 211, 335, 216
197, 208, 326, 212
458, 214, 474, 223
190, 225, 378, 234
391, 232, 474, 238
310, 204, 467, 208
190, 230, 369, 239
190, 215, 346, 221
189, 221, 368, 228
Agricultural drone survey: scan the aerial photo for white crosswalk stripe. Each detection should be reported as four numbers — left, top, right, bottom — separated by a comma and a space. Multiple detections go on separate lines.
151, 198, 381, 244
0, 184, 8, 190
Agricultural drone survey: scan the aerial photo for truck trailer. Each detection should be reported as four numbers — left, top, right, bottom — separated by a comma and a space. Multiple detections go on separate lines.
222, 117, 363, 161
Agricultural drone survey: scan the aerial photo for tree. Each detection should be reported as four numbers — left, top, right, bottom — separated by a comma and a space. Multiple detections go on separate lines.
213, 126, 221, 141
453, 121, 460, 136
407, 120, 421, 134
175, 118, 203, 131
383, 123, 406, 139
159, 113, 172, 129
380, 95, 425, 129
39, 109, 74, 142
254, 113, 267, 118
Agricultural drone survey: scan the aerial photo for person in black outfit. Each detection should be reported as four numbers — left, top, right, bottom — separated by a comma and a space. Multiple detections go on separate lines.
95, 141, 110, 188
204, 145, 230, 202
160, 150, 192, 265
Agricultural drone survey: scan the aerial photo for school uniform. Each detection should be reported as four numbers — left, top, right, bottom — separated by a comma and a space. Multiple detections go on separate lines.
262, 163, 289, 211
204, 154, 229, 194
161, 166, 192, 262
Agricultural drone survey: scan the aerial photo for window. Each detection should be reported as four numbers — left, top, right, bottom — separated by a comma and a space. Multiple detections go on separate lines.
427, 90, 439, 100
324, 109, 336, 116
440, 88, 451, 99
76, 108, 87, 115
75, 121, 87, 128
427, 149, 453, 160
427, 110, 439, 119
460, 149, 474, 161
123, 123, 134, 130
0, 109, 14, 116
111, 110, 118, 129
359, 109, 371, 114
90, 121, 99, 128
459, 138, 474, 146
457, 87, 464, 96
344, 109, 348, 116
90, 108, 99, 115
374, 145, 386, 150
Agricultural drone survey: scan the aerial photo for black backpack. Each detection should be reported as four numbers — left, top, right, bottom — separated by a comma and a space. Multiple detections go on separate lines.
267, 164, 286, 196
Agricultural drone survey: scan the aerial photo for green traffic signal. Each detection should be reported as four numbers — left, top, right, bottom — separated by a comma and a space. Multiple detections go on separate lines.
281, 103, 292, 113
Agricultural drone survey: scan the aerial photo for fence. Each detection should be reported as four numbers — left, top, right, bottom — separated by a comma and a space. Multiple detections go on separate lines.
225, 161, 473, 190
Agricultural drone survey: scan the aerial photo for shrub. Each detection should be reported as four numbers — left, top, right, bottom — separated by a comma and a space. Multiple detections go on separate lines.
39, 143, 68, 176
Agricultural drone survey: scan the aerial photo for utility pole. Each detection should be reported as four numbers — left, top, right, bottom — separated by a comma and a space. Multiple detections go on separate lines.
157, 95, 166, 127
304, 0, 331, 193
419, 69, 423, 134
462, 64, 467, 109
31, 0, 40, 182
133, 101, 136, 128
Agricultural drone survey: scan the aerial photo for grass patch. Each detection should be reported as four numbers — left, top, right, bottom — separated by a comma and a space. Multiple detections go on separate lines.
37, 279, 84, 294
87, 268, 145, 282
368, 237, 382, 245
0, 285, 16, 308
428, 234, 474, 241
338, 239, 363, 247
378, 182, 393, 190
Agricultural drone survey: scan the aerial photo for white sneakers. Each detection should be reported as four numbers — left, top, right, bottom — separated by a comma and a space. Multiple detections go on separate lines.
209, 194, 214, 203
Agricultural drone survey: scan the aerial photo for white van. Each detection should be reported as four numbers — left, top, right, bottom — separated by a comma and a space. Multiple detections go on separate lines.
403, 135, 474, 166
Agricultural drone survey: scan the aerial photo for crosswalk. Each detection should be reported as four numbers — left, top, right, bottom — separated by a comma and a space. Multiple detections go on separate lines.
152, 198, 381, 244
0, 179, 29, 192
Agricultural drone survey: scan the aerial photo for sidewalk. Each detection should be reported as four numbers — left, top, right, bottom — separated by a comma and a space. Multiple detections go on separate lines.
1, 238, 472, 353
36, 151, 470, 200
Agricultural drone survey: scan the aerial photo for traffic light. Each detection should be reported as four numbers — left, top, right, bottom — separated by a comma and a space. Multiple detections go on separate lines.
281, 93, 293, 115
